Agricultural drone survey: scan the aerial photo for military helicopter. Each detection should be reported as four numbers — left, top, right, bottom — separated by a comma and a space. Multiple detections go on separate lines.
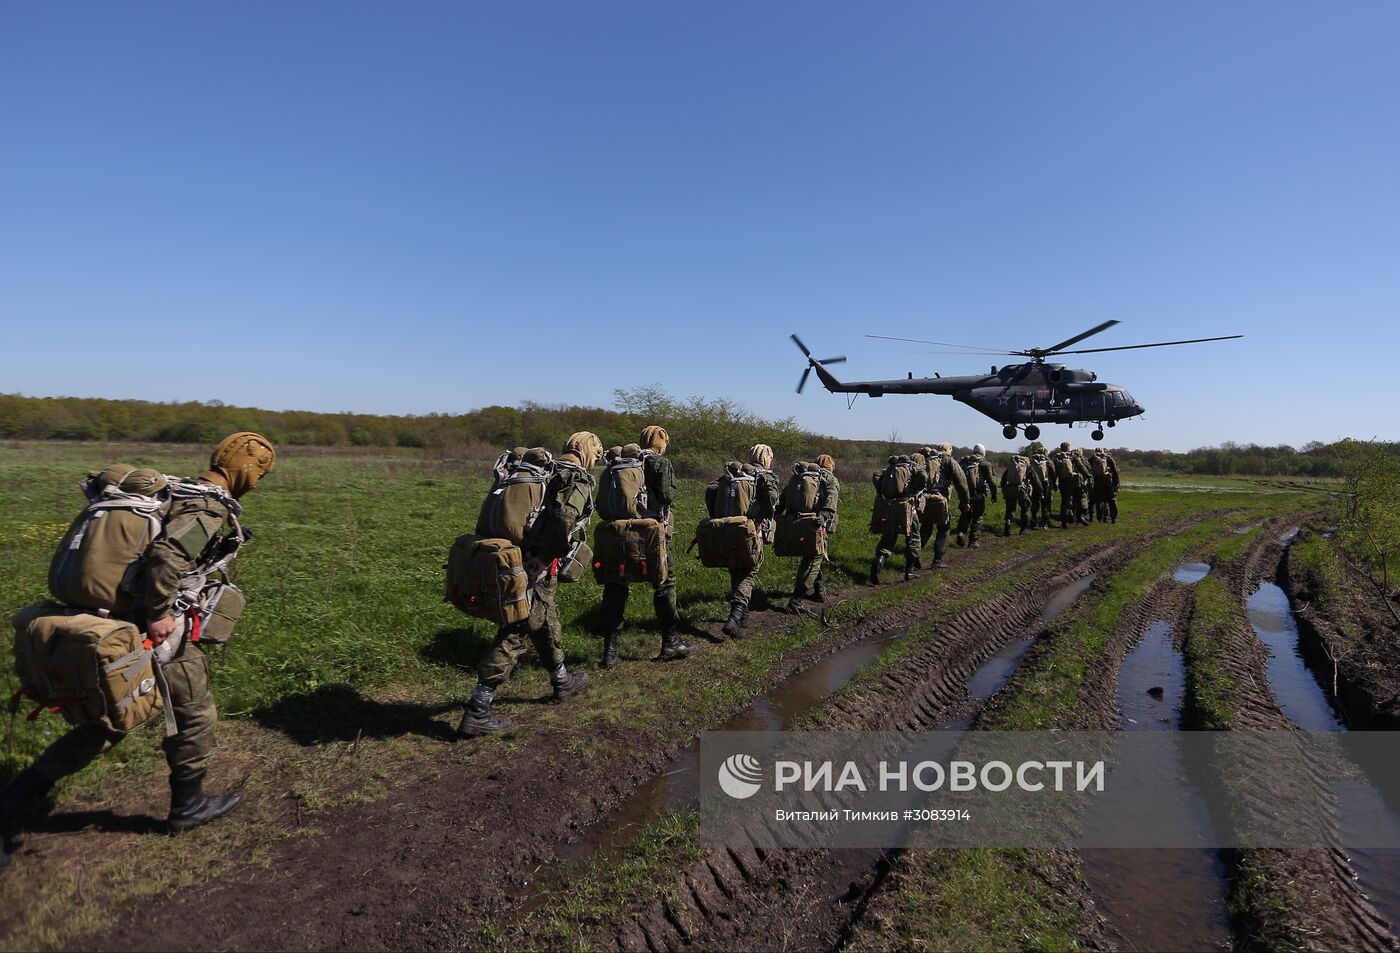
792, 320, 1242, 441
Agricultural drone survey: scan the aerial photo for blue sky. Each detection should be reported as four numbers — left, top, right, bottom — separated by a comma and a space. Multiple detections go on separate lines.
1, 2, 1396, 451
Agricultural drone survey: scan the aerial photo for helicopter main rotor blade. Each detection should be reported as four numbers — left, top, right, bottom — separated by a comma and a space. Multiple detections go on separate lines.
790, 334, 812, 358
797, 366, 812, 394
867, 334, 1014, 352
1053, 334, 1244, 356
818, 355, 847, 365
1039, 320, 1121, 355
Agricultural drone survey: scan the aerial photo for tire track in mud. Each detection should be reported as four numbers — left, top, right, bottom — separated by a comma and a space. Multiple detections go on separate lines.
1189, 520, 1395, 953
597, 522, 1205, 953
77, 538, 1071, 952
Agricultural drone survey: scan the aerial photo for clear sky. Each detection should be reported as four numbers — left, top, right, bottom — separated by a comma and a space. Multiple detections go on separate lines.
2, 2, 1396, 451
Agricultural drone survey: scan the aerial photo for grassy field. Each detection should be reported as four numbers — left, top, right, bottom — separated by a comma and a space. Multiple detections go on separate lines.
0, 440, 1334, 950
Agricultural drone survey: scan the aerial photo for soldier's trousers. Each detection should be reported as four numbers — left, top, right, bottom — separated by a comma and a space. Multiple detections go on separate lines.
27, 636, 217, 787
728, 549, 763, 610
1059, 476, 1083, 526
1091, 477, 1118, 523
794, 552, 825, 595
479, 574, 565, 688
1030, 490, 1052, 527
956, 498, 989, 544
1003, 490, 1031, 533
876, 524, 922, 568
599, 548, 678, 632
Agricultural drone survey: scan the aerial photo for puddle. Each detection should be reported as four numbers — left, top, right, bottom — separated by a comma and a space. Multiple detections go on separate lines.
1172, 562, 1212, 584
1248, 579, 1400, 930
1083, 621, 1232, 951
1233, 520, 1265, 535
524, 626, 909, 905
1040, 572, 1097, 621
1278, 527, 1301, 545
1248, 583, 1343, 733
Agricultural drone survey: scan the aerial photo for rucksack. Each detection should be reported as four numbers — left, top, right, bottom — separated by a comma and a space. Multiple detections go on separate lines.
1090, 453, 1110, 477
708, 463, 757, 519
784, 463, 824, 513
1011, 456, 1030, 486
877, 458, 915, 499
48, 483, 167, 615
597, 452, 649, 521
476, 450, 553, 546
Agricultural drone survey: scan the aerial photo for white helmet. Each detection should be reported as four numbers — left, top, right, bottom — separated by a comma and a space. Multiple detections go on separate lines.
972, 443, 986, 455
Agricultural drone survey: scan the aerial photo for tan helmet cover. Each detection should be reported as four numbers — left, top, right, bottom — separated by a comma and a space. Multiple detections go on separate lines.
816, 453, 836, 474
1060, 441, 1072, 452
119, 467, 168, 497
564, 431, 603, 469
749, 444, 774, 469
640, 425, 670, 454
209, 431, 276, 497
936, 442, 953, 454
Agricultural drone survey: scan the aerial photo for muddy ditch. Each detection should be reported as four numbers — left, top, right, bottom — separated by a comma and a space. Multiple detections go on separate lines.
586, 530, 1184, 953
1187, 521, 1396, 952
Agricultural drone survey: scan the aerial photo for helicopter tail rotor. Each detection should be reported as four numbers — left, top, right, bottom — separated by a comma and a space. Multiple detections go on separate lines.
792, 335, 847, 393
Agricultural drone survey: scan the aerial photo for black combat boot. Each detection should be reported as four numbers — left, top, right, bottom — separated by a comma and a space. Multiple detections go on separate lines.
658, 628, 694, 661
1003, 520, 1012, 537
600, 629, 620, 669
812, 579, 827, 603
551, 665, 591, 703
903, 564, 919, 582
722, 604, 745, 638
869, 554, 886, 585
456, 683, 512, 737
167, 771, 244, 835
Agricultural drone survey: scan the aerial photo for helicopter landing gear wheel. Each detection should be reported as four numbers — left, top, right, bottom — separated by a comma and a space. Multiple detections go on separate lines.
1091, 428, 1105, 441
1107, 419, 1116, 428
1002, 425, 1017, 440
1025, 425, 1041, 440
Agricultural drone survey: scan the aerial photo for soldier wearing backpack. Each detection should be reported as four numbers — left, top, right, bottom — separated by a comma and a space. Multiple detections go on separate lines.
869, 454, 927, 584
1052, 442, 1086, 527
1028, 445, 1056, 529
596, 426, 691, 665
703, 445, 780, 638
917, 443, 970, 568
457, 434, 602, 736
1072, 448, 1095, 524
1001, 453, 1044, 536
776, 454, 840, 613
955, 444, 998, 549
1089, 447, 1121, 523
1, 433, 274, 858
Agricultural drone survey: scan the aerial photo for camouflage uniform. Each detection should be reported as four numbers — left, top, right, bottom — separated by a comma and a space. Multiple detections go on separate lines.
918, 445, 970, 567
597, 440, 688, 664
1001, 455, 1045, 536
871, 456, 927, 581
1029, 448, 1056, 529
704, 463, 781, 615
477, 459, 595, 688
955, 454, 998, 548
1072, 449, 1094, 524
1052, 446, 1083, 527
1089, 449, 1121, 523
778, 460, 840, 606
26, 489, 231, 788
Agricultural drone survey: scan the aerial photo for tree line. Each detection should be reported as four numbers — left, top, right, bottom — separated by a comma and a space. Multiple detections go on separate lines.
1, 391, 1385, 479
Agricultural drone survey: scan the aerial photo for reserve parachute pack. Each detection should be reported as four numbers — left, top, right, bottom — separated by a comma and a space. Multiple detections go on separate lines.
596, 449, 650, 522
774, 513, 825, 557
476, 450, 553, 546
696, 463, 763, 570
876, 457, 916, 500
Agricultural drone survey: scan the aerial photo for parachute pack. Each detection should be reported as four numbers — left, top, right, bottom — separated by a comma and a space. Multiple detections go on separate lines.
597, 450, 650, 522
707, 463, 757, 520
1090, 453, 1111, 478
784, 462, 825, 514
445, 535, 530, 625
476, 450, 553, 546
876, 457, 916, 500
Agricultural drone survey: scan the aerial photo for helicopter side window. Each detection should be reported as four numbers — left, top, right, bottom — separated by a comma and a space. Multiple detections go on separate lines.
1016, 394, 1033, 410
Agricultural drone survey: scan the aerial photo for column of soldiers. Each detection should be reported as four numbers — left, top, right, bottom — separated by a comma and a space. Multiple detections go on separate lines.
1, 427, 1121, 873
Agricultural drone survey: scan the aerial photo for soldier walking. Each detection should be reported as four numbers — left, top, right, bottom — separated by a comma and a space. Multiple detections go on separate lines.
918, 443, 970, 568
870, 454, 926, 583
955, 444, 998, 548
1089, 447, 1121, 523
1001, 452, 1044, 536
1029, 444, 1056, 529
707, 444, 780, 638
458, 434, 601, 736
779, 454, 840, 612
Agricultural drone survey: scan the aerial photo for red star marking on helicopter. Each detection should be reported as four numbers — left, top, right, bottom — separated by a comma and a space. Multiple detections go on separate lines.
997, 394, 1010, 405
